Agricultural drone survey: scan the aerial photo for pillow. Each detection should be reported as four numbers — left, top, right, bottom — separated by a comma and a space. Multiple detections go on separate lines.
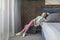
46, 13, 60, 22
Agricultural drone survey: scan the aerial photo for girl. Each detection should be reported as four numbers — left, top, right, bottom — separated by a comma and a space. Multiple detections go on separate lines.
16, 12, 48, 37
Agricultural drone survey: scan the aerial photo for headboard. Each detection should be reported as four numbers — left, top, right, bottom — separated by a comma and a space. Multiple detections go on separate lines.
40, 8, 60, 22
42, 8, 60, 13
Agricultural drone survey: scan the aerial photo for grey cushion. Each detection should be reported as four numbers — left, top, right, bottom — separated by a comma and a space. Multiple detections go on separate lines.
46, 13, 60, 22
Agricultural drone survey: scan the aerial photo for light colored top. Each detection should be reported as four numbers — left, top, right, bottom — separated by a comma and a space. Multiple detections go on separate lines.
34, 16, 45, 27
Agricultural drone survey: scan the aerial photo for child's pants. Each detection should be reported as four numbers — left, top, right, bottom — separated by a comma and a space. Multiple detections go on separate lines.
22, 19, 35, 33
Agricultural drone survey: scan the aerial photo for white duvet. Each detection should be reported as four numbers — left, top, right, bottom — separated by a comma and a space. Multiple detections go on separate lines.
42, 23, 60, 40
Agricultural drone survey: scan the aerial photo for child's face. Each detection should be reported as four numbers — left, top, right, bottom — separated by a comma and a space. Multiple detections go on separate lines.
41, 13, 47, 18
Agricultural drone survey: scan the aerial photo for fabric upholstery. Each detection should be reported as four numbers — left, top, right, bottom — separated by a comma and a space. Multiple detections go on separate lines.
46, 13, 60, 22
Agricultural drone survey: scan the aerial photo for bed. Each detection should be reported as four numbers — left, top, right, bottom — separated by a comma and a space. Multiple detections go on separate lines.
42, 23, 60, 40
41, 13, 60, 40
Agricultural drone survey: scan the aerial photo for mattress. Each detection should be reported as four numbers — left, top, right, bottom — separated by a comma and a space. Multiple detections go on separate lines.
42, 22, 60, 40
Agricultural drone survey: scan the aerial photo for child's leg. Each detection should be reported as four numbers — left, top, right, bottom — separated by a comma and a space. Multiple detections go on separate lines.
16, 19, 35, 36
22, 25, 30, 37
16, 25, 27, 35
28, 19, 35, 26
22, 19, 35, 34
21, 25, 27, 32
16, 29, 24, 36
22, 20, 35, 37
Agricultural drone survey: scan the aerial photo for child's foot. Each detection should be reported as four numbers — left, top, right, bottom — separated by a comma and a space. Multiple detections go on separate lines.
22, 32, 26, 37
16, 32, 22, 36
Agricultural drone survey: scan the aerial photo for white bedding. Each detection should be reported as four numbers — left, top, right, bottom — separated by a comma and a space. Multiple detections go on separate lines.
42, 22, 60, 40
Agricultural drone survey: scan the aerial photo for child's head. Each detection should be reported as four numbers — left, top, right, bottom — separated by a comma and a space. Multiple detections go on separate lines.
41, 12, 48, 18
